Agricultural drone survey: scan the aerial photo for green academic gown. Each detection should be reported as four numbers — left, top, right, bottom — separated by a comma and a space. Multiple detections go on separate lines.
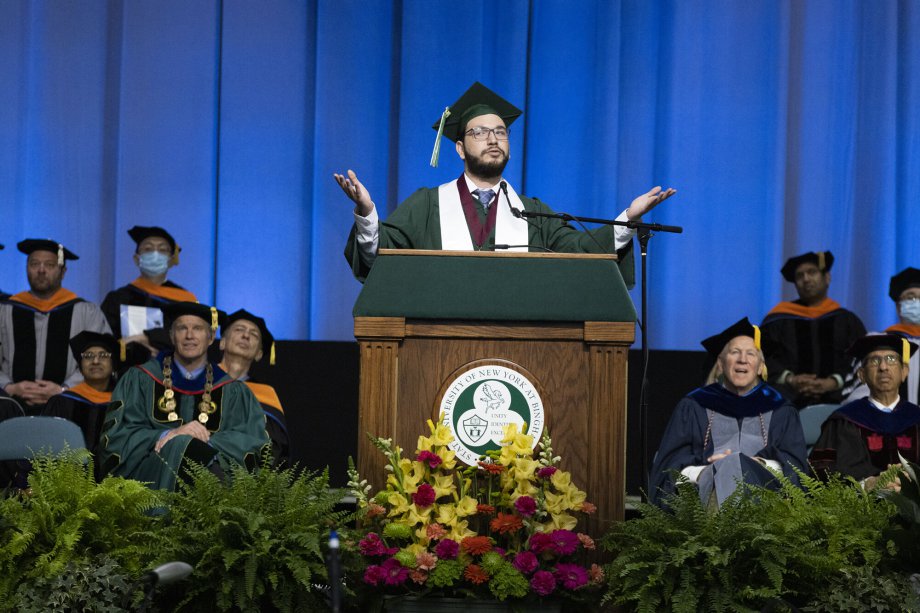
100, 356, 269, 490
345, 181, 635, 284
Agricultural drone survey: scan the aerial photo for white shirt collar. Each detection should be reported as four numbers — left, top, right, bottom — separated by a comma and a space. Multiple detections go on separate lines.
463, 173, 502, 195
868, 395, 901, 412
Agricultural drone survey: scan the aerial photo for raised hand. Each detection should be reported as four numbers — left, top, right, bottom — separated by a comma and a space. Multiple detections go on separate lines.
333, 169, 375, 217
626, 186, 677, 221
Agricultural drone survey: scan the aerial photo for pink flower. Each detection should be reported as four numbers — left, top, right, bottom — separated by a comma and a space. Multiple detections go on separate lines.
589, 563, 605, 584
581, 501, 597, 515
416, 552, 438, 571
548, 530, 580, 556
416, 450, 442, 469
537, 466, 557, 479
512, 551, 538, 574
426, 523, 447, 540
435, 538, 459, 560
577, 533, 596, 550
412, 483, 436, 508
363, 564, 386, 586
365, 503, 386, 519
530, 570, 557, 596
409, 568, 428, 584
553, 563, 589, 590
359, 533, 390, 557
514, 495, 537, 517
529, 532, 553, 555
381, 558, 409, 586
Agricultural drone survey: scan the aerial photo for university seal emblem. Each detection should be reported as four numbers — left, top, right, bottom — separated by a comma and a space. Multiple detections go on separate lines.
436, 360, 545, 466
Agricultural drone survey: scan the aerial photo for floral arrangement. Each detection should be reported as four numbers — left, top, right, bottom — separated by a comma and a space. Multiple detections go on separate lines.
346, 416, 603, 604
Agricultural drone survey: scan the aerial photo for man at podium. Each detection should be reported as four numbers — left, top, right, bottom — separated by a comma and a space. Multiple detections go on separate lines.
334, 82, 676, 282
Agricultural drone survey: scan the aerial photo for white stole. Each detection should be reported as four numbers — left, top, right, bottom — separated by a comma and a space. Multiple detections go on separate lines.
438, 180, 529, 251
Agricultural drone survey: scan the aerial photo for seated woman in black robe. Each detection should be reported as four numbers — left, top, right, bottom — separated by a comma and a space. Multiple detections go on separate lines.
650, 318, 808, 508
43, 331, 119, 477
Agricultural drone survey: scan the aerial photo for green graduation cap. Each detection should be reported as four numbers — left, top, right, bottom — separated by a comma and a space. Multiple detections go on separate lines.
430, 81, 523, 167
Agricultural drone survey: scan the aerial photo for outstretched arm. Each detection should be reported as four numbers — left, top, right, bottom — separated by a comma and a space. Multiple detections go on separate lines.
626, 185, 677, 221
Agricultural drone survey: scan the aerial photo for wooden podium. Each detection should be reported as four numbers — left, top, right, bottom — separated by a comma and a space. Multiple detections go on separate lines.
353, 249, 636, 531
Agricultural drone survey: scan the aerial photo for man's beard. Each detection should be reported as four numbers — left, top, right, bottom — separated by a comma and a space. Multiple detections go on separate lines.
464, 146, 509, 180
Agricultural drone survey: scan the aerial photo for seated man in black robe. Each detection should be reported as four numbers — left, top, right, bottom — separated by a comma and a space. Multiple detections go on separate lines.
650, 318, 808, 508
218, 309, 289, 465
810, 334, 920, 490
761, 251, 866, 408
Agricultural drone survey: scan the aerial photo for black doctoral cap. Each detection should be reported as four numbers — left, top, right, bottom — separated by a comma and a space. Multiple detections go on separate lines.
780, 251, 834, 283
700, 317, 764, 358
162, 301, 226, 332
17, 239, 79, 265
69, 331, 120, 364
889, 267, 920, 302
222, 309, 276, 365
128, 226, 177, 252
848, 333, 918, 366
430, 81, 523, 167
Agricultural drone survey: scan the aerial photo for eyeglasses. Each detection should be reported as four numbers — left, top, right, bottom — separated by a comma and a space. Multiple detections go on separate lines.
863, 354, 901, 368
465, 126, 509, 141
81, 351, 112, 361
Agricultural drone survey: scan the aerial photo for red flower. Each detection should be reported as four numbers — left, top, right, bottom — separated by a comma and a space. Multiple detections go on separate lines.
537, 466, 557, 479
408, 569, 428, 585
412, 483, 436, 508
416, 450, 443, 469
464, 564, 489, 584
513, 495, 537, 516
478, 461, 506, 474
359, 532, 390, 557
528, 532, 553, 554
489, 512, 524, 534
461, 536, 493, 556
476, 504, 496, 515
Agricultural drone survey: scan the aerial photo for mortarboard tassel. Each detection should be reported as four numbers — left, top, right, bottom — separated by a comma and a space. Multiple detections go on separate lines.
57, 243, 64, 266
904, 338, 911, 366
270, 342, 276, 366
430, 107, 451, 168
817, 251, 826, 271
210, 306, 218, 331
119, 339, 126, 362
752, 324, 762, 351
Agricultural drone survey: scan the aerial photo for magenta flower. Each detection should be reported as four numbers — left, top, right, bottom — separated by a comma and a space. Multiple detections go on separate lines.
514, 495, 537, 517
434, 538, 460, 560
537, 466, 557, 479
412, 483, 436, 508
530, 570, 557, 596
528, 532, 553, 555
554, 563, 589, 590
359, 532, 390, 557
512, 551, 538, 574
363, 564, 386, 586
548, 530, 580, 556
416, 450, 443, 469
381, 558, 409, 586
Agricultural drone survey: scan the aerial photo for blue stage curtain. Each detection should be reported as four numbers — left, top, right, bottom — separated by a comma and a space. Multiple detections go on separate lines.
1, 0, 918, 349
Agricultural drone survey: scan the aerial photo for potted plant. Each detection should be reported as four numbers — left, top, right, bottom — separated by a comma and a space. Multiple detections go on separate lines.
345, 417, 603, 612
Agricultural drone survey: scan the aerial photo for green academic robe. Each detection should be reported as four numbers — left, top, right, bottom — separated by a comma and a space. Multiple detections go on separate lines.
345, 185, 635, 285
100, 357, 269, 490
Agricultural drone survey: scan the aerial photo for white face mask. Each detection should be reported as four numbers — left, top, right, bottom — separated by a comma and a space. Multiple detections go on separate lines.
138, 251, 170, 276
900, 298, 920, 325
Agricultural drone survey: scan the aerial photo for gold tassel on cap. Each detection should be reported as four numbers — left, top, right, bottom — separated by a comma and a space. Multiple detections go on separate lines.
817, 251, 826, 271
119, 339, 127, 362
270, 342, 276, 366
210, 307, 218, 331
903, 338, 911, 366
752, 324, 762, 351
430, 107, 451, 168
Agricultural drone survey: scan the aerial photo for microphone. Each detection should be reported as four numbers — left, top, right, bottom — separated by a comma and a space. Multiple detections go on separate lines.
500, 181, 522, 218
328, 530, 342, 612
143, 561, 194, 586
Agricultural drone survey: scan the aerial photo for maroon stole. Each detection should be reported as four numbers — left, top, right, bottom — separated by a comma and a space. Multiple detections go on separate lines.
455, 175, 498, 248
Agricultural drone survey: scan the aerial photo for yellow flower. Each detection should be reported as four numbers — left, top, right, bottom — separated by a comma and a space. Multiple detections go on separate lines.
436, 503, 458, 527
455, 495, 478, 517
541, 512, 578, 531
510, 480, 539, 500
509, 457, 539, 481
550, 469, 572, 490
437, 448, 457, 471
446, 519, 476, 542
405, 504, 434, 527
387, 492, 411, 516
501, 423, 533, 455
432, 473, 456, 498
428, 417, 455, 446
